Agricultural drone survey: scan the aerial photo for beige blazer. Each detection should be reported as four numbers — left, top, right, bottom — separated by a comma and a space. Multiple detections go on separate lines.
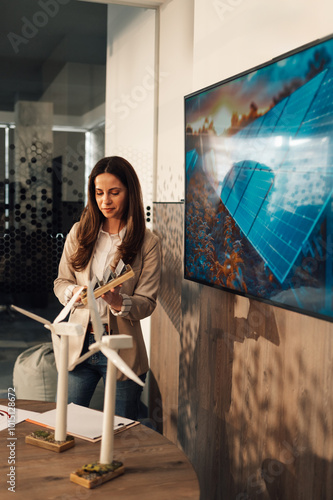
53, 223, 161, 380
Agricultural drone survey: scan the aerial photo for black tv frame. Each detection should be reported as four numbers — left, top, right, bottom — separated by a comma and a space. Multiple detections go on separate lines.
184, 33, 333, 322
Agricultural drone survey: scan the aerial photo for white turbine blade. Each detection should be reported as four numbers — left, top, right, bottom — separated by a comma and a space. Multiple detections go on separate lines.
86, 282, 104, 342
100, 345, 145, 386
11, 305, 51, 326
68, 344, 101, 370
54, 286, 84, 324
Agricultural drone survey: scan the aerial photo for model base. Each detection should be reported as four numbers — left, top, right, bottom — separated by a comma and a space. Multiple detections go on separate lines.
25, 430, 75, 453
70, 460, 125, 489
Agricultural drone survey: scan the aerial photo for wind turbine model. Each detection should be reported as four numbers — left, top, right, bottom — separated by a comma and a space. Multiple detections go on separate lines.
11, 288, 84, 451
70, 282, 144, 489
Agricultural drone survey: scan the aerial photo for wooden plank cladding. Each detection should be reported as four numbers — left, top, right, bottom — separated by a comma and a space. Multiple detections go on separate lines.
149, 203, 183, 442
150, 202, 333, 500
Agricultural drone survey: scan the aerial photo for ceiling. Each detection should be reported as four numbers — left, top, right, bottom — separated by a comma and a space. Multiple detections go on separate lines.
0, 0, 108, 115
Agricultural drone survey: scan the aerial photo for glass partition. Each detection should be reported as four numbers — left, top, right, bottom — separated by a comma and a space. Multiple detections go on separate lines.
0, 1, 107, 308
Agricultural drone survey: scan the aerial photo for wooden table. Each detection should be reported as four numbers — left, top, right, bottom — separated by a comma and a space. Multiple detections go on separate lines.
0, 399, 200, 500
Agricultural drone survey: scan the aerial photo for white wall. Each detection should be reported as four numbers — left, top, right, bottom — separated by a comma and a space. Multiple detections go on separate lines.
105, 4, 156, 211
105, 4, 157, 406
154, 0, 333, 202
155, 0, 194, 202
192, 0, 333, 92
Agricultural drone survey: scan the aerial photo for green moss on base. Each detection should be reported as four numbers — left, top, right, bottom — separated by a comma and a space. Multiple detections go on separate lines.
30, 430, 74, 444
75, 461, 123, 479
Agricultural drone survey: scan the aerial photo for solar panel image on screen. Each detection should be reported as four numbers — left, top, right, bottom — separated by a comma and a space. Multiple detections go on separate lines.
273, 70, 325, 136
299, 69, 333, 137
250, 168, 332, 282
256, 99, 286, 137
221, 161, 255, 214
186, 149, 199, 175
220, 69, 333, 283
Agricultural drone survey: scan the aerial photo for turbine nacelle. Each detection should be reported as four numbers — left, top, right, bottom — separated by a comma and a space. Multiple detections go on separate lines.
46, 323, 84, 337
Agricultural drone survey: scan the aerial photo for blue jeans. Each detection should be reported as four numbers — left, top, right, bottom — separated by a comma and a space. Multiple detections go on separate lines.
68, 334, 146, 420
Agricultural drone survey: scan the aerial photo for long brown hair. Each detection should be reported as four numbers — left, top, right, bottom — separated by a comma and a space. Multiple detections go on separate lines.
70, 156, 146, 271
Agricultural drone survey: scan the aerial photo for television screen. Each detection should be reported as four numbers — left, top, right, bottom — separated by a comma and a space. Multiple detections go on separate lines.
184, 34, 333, 322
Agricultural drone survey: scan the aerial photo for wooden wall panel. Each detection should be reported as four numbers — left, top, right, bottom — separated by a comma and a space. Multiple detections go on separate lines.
149, 203, 183, 443
149, 202, 333, 500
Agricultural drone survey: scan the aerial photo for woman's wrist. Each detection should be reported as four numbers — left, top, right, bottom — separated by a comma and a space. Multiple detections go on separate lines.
101, 289, 123, 311
110, 293, 123, 311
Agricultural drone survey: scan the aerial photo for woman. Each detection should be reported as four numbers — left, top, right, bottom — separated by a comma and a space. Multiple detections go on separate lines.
54, 156, 161, 420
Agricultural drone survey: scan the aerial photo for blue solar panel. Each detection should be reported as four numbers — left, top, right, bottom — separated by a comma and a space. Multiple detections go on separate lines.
259, 99, 287, 136
186, 149, 199, 174
220, 69, 333, 283
234, 166, 274, 235
299, 69, 333, 136
221, 162, 254, 213
274, 71, 325, 136
248, 169, 333, 282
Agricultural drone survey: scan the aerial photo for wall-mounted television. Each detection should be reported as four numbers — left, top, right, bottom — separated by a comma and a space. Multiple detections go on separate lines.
184, 33, 333, 322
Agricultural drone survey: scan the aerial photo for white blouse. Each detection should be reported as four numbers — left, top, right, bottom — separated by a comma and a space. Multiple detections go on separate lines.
64, 225, 132, 323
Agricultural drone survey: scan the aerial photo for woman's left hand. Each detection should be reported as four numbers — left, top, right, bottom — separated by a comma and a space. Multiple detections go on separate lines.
101, 285, 123, 311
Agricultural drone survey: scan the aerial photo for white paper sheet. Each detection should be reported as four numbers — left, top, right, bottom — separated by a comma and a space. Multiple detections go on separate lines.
26, 403, 137, 441
0, 405, 40, 432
